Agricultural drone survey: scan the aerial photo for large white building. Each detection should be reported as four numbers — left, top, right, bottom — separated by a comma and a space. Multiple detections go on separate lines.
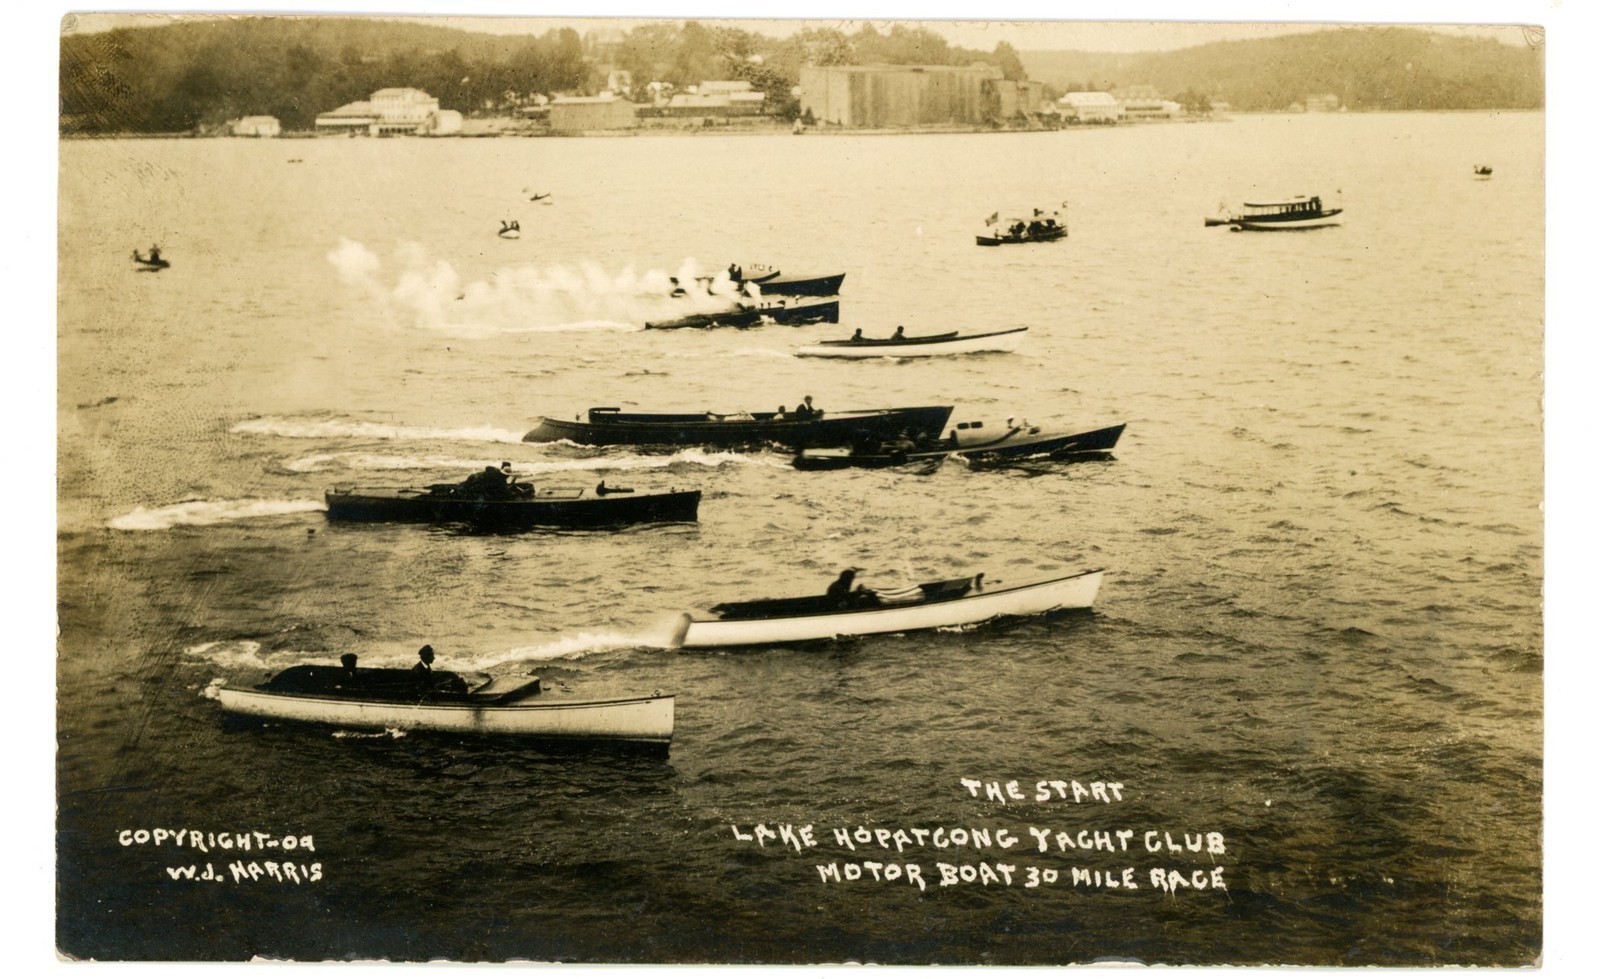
230, 115, 281, 137
1057, 91, 1124, 122
316, 87, 444, 136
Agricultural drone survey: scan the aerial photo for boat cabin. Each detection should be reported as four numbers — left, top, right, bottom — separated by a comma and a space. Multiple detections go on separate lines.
1239, 195, 1327, 218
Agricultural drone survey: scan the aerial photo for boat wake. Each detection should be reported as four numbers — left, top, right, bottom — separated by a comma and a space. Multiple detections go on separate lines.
500, 621, 684, 665
233, 415, 526, 444
109, 498, 325, 530
283, 446, 781, 474
327, 238, 743, 333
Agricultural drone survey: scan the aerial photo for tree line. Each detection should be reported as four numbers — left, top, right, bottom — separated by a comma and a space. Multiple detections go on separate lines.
61, 17, 1541, 134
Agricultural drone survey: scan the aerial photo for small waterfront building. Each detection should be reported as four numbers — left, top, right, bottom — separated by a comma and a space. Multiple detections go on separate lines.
1057, 91, 1123, 123
231, 115, 281, 137
426, 109, 463, 135
799, 64, 1001, 128
547, 95, 637, 132
315, 101, 376, 135
1303, 93, 1341, 112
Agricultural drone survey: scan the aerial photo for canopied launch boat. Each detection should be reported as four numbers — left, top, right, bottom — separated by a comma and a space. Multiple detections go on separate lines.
645, 297, 840, 330
524, 405, 956, 449
795, 327, 1027, 359
793, 421, 1126, 470
976, 205, 1068, 246
673, 568, 1104, 648
214, 666, 674, 745
324, 481, 701, 529
1205, 194, 1343, 230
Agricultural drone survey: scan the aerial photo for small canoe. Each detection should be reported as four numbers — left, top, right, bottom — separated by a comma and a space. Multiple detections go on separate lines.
796, 327, 1027, 359
216, 666, 674, 745
324, 484, 701, 529
132, 250, 169, 271
674, 568, 1104, 648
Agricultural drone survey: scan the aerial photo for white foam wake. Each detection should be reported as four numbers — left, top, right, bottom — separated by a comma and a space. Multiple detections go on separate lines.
232, 416, 526, 445
328, 239, 743, 333
284, 447, 784, 475
110, 498, 324, 530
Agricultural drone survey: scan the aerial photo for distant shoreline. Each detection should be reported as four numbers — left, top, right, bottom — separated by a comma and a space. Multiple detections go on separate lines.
60, 107, 1540, 141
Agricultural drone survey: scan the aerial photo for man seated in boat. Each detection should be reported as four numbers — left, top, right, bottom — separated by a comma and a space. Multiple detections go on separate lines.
412, 645, 468, 696
791, 395, 820, 420
457, 462, 531, 499
826, 568, 880, 609
891, 326, 906, 340
850, 329, 864, 342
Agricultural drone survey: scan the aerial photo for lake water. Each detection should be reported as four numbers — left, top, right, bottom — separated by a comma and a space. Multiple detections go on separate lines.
56, 111, 1543, 964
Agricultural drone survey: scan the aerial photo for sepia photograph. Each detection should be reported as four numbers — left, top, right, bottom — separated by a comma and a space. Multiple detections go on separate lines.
49, 0, 1558, 966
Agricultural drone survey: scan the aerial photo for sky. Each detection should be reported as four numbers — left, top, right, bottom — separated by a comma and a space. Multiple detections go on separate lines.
67, 4, 1539, 53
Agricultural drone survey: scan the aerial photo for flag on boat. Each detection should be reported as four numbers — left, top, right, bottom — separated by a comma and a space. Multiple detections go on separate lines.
985, 211, 999, 226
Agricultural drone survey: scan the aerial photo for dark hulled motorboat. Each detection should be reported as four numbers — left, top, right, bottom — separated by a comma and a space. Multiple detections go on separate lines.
325, 482, 701, 529
672, 267, 846, 298
645, 298, 840, 330
793, 422, 1127, 470
523, 405, 956, 449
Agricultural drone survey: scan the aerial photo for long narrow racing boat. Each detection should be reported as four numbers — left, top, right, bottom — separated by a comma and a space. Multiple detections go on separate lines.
324, 483, 701, 529
214, 666, 675, 745
523, 405, 955, 449
796, 327, 1027, 359
673, 568, 1103, 648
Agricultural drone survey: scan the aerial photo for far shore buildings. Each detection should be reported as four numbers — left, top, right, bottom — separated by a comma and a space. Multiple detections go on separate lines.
799, 64, 1001, 128
315, 87, 454, 136
230, 115, 281, 137
1056, 91, 1124, 123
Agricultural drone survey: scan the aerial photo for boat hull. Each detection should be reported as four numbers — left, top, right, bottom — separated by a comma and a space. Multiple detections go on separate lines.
524, 405, 956, 449
750, 272, 845, 297
676, 569, 1103, 648
217, 686, 674, 744
796, 327, 1027, 359
956, 423, 1126, 461
976, 227, 1067, 246
1233, 208, 1343, 231
645, 299, 839, 330
324, 486, 701, 528
792, 423, 1126, 469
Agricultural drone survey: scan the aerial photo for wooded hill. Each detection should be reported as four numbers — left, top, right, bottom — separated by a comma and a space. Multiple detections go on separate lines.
61, 17, 1542, 135
1019, 27, 1543, 110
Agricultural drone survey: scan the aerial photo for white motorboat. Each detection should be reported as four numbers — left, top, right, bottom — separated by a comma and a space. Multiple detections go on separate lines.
672, 568, 1103, 648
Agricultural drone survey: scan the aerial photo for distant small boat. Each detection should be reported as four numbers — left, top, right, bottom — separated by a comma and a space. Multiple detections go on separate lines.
977, 205, 1068, 246
131, 249, 169, 271
796, 327, 1026, 359
529, 192, 551, 201
1206, 194, 1342, 231
498, 220, 521, 239
216, 665, 674, 745
1474, 165, 1494, 178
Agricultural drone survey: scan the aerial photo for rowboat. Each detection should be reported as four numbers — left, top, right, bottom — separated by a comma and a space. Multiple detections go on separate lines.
132, 249, 169, 271
215, 666, 674, 745
645, 298, 840, 330
792, 422, 1126, 470
1205, 194, 1342, 230
673, 568, 1104, 648
324, 483, 701, 529
796, 327, 1027, 359
523, 405, 956, 449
